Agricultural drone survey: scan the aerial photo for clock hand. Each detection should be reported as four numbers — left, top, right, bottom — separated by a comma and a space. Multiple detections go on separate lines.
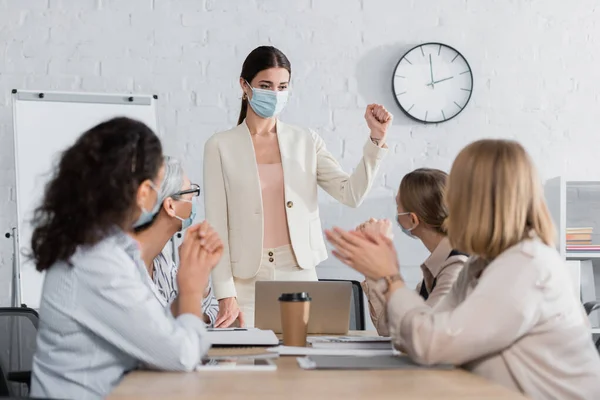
426, 76, 454, 86
429, 54, 434, 87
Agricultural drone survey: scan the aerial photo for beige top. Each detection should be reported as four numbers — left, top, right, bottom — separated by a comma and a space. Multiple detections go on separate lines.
376, 237, 600, 400
362, 237, 466, 336
257, 163, 291, 249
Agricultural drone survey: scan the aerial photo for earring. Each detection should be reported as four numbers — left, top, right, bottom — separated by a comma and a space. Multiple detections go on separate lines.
242, 93, 248, 100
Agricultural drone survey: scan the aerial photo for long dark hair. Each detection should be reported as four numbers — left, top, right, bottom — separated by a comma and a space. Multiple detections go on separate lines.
237, 46, 292, 125
29, 117, 163, 271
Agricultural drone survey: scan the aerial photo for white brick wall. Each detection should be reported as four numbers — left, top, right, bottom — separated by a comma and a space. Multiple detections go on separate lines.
1, 0, 600, 307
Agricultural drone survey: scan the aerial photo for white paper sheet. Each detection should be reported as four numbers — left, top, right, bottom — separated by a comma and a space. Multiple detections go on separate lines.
306, 336, 391, 343
206, 329, 279, 346
267, 346, 399, 356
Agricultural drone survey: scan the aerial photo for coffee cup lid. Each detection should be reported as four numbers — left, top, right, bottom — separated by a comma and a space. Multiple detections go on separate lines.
278, 292, 311, 302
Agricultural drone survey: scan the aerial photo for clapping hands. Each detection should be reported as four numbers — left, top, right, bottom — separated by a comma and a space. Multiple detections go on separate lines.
356, 218, 394, 240
325, 223, 399, 281
177, 221, 223, 296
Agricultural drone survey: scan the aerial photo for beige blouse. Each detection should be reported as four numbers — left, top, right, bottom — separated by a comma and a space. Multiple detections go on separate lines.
257, 163, 291, 249
377, 237, 600, 400
362, 237, 466, 336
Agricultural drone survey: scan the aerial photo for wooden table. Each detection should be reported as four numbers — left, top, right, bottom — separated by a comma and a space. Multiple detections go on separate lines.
109, 332, 528, 400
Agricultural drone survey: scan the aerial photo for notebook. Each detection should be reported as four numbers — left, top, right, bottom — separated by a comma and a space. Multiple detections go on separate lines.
196, 358, 277, 371
308, 336, 392, 350
297, 355, 454, 370
205, 328, 279, 347
268, 346, 397, 356
208, 346, 279, 360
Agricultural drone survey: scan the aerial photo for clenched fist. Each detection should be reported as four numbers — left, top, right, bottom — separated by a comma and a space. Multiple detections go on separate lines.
364, 104, 393, 146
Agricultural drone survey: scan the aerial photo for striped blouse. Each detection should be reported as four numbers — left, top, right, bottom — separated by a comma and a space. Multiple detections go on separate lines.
152, 249, 219, 326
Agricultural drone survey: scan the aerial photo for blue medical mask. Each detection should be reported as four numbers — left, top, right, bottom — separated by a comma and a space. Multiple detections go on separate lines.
175, 199, 197, 231
245, 81, 289, 119
133, 181, 161, 229
397, 212, 418, 239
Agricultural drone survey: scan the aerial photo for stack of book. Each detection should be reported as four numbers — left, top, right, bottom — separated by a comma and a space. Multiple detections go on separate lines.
566, 227, 600, 252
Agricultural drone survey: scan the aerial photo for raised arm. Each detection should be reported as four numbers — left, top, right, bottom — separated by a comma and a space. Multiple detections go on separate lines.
315, 105, 391, 207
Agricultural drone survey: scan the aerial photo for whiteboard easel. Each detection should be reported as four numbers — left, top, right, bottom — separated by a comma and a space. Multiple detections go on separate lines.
11, 90, 159, 309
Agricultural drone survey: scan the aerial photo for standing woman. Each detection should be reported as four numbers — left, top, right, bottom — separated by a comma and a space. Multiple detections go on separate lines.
204, 46, 392, 327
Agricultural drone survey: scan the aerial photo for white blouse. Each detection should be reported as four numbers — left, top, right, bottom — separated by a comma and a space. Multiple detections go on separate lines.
30, 230, 209, 400
152, 249, 219, 326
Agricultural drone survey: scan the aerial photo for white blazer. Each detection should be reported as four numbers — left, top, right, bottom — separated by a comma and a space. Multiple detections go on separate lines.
203, 120, 388, 299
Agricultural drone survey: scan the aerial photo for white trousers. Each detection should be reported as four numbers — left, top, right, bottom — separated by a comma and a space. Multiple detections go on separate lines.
234, 245, 318, 328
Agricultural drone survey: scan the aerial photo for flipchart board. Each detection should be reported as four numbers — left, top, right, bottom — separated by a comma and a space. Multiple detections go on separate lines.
12, 90, 159, 308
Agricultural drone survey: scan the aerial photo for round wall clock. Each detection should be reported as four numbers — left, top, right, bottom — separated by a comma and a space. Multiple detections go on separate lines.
392, 43, 473, 124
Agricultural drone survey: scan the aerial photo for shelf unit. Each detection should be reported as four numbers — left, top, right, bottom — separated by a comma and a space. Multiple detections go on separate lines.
566, 253, 600, 260
545, 177, 600, 331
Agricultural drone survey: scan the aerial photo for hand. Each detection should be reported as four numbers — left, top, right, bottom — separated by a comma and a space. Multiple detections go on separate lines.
177, 222, 221, 296
356, 217, 377, 233
215, 297, 245, 328
364, 104, 393, 143
356, 218, 393, 240
325, 227, 399, 280
196, 221, 224, 269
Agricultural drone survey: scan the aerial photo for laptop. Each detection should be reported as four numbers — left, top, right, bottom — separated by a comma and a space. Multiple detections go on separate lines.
254, 281, 352, 334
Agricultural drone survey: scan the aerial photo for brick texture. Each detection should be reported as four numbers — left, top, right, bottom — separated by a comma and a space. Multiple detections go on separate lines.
1, 0, 600, 307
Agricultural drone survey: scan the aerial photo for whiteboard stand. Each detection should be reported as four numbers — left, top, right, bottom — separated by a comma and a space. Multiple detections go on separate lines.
11, 89, 159, 308
5, 227, 22, 308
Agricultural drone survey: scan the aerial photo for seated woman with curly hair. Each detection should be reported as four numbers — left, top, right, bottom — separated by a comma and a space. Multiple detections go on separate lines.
29, 117, 222, 400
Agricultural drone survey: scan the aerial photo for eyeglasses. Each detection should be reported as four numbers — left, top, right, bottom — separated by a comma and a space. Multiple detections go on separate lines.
173, 183, 200, 198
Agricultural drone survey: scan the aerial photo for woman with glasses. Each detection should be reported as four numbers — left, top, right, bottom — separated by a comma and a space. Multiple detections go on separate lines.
133, 156, 219, 326
204, 45, 393, 327
356, 168, 467, 336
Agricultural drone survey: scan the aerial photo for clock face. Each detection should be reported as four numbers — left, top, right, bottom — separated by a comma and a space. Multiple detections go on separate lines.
392, 43, 473, 123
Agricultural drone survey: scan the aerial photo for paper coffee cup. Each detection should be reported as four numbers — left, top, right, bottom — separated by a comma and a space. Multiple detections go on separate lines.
278, 292, 311, 347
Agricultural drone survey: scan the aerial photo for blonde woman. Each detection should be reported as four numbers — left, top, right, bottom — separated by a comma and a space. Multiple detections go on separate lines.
358, 169, 467, 336
326, 139, 600, 399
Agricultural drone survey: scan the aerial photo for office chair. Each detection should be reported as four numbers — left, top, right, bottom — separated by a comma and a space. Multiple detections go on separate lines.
319, 279, 366, 330
0, 307, 39, 397
584, 301, 600, 352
